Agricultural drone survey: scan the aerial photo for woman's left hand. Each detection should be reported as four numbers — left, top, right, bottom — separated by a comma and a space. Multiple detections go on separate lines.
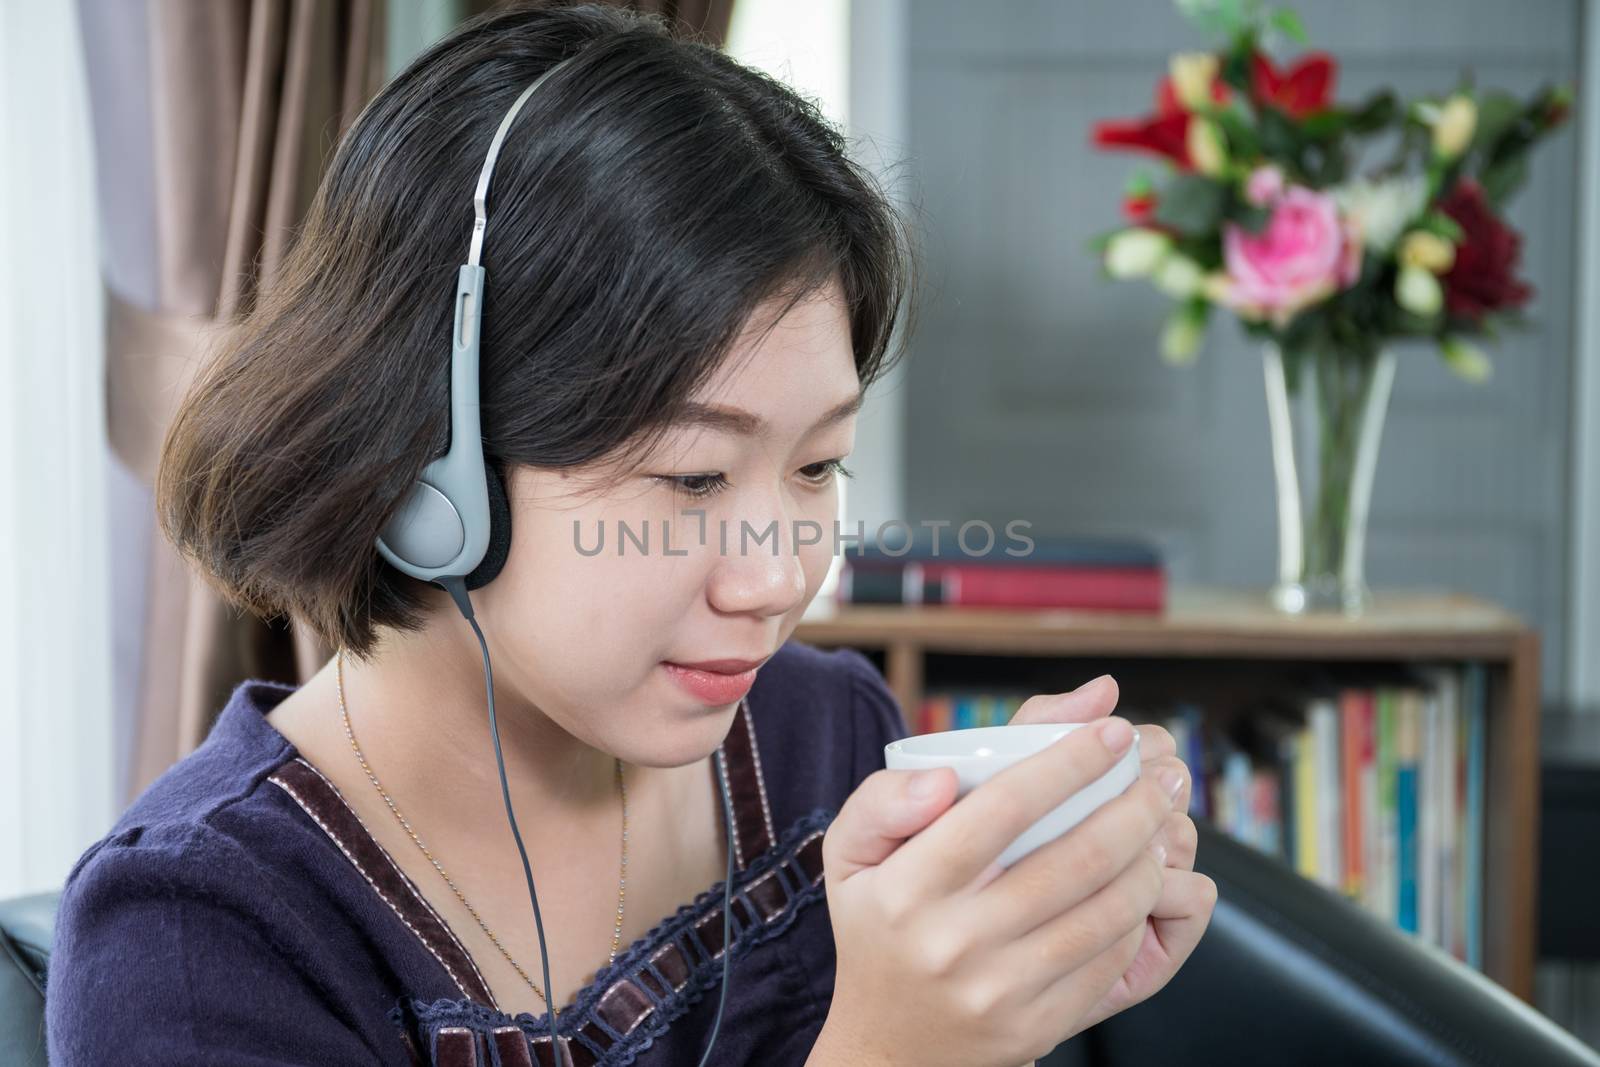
1007, 674, 1217, 1030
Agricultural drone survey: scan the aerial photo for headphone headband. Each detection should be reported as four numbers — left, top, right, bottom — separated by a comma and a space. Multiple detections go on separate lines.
376, 52, 584, 589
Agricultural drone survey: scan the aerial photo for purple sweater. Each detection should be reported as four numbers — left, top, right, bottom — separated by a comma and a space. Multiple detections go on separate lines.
45, 639, 907, 1066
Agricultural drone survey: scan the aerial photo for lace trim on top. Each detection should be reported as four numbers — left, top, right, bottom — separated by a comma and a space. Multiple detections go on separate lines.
392, 806, 835, 1067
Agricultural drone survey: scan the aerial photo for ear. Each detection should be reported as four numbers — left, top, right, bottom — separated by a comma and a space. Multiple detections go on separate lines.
465, 461, 512, 590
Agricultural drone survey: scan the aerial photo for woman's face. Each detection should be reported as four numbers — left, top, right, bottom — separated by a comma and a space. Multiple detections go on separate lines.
477, 277, 861, 767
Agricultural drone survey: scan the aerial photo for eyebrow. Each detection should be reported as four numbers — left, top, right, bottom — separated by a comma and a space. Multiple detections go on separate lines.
669, 389, 864, 438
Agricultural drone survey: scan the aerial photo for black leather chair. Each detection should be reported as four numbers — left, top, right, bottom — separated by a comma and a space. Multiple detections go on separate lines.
0, 892, 52, 1067
5, 825, 1598, 1066
1047, 823, 1600, 1066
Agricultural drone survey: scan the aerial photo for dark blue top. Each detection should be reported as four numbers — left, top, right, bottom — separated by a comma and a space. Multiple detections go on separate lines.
45, 639, 907, 1067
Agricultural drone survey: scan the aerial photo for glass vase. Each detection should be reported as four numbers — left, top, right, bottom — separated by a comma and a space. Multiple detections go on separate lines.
1262, 342, 1398, 615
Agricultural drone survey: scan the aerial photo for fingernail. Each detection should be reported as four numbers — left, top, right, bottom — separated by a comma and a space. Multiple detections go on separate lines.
1158, 767, 1185, 805
1075, 673, 1113, 693
1149, 840, 1168, 865
1097, 717, 1134, 754
908, 769, 944, 801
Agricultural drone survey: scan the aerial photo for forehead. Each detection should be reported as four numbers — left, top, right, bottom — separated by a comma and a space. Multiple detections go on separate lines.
672, 280, 861, 440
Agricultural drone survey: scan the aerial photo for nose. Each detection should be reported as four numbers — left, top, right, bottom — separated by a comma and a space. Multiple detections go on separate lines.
704, 502, 809, 619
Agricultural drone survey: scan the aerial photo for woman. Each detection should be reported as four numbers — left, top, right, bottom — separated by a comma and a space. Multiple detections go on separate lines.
45, 3, 1214, 1065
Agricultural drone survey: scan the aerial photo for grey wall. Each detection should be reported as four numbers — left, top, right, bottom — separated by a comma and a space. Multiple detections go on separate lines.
901, 0, 1580, 697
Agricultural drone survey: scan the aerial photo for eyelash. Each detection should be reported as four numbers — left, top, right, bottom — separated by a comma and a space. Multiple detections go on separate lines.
657, 459, 855, 500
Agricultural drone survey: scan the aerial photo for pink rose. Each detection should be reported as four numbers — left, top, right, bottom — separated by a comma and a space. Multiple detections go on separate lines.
1220, 170, 1360, 325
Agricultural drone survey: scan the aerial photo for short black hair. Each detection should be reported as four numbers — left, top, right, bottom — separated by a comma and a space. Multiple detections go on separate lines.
155, 0, 919, 656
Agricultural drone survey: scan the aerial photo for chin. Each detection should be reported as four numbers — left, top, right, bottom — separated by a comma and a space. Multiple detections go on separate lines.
617, 702, 741, 769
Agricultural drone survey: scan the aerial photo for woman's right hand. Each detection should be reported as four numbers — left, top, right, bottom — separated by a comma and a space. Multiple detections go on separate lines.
808, 714, 1180, 1067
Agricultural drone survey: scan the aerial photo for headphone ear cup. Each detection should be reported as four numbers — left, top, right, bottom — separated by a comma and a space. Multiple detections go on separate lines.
465, 462, 512, 590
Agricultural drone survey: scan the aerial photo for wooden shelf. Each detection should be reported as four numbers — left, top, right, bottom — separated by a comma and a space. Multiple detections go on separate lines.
795, 586, 1541, 1002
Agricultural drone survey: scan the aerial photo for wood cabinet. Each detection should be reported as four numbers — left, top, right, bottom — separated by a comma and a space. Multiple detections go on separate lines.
795, 587, 1540, 1000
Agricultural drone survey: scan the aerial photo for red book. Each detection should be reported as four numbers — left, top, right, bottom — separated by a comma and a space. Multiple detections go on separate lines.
841, 562, 1164, 612
1340, 689, 1373, 896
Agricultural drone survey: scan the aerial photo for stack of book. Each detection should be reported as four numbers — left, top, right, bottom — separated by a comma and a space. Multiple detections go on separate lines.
1164, 664, 1487, 967
836, 530, 1165, 612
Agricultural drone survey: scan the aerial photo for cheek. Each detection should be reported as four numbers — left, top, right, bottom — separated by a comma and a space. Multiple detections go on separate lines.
795, 488, 843, 596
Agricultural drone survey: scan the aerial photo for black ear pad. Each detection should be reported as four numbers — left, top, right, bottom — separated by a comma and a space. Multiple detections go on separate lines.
465, 462, 512, 590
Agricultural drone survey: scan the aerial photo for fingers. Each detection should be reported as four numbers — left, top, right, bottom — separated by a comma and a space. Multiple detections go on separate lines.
1145, 755, 1192, 816
1160, 811, 1198, 872
1078, 868, 1219, 1031
972, 771, 1178, 942
823, 767, 959, 884
1004, 847, 1166, 995
1148, 869, 1217, 975
1013, 879, 1155, 1040
880, 717, 1140, 899
1007, 675, 1119, 726
1135, 723, 1177, 761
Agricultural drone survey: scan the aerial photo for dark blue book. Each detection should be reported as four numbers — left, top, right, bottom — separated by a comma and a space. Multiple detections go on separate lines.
845, 529, 1163, 569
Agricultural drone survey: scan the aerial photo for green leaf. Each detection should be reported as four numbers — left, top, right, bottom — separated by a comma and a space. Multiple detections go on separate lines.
1300, 141, 1347, 186
1257, 105, 1301, 158
1215, 110, 1261, 159
1220, 39, 1256, 92
1268, 7, 1309, 44
1417, 212, 1465, 242
1299, 109, 1350, 141
1346, 90, 1399, 134
1232, 202, 1272, 233
1479, 154, 1530, 207
1152, 175, 1230, 236
1471, 91, 1523, 156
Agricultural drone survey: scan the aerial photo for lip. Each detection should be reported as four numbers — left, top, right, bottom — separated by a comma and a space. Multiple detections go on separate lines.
664, 656, 771, 674
661, 654, 771, 705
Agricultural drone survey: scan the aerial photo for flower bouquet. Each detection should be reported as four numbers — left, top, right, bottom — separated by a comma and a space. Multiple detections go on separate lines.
1088, 0, 1571, 613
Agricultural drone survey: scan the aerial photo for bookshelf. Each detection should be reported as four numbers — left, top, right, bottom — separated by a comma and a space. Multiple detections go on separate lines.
794, 587, 1541, 1001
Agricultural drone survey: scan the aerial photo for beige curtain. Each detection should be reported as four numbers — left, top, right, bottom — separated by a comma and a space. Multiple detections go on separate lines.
80, 0, 730, 806
79, 0, 387, 802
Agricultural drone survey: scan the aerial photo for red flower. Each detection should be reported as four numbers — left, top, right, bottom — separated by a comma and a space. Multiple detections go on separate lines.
1123, 190, 1159, 224
1092, 110, 1194, 168
1091, 72, 1229, 170
1437, 178, 1533, 323
1249, 50, 1337, 117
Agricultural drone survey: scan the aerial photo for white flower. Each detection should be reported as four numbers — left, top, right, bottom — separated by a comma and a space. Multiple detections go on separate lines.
1105, 228, 1173, 278
1330, 174, 1428, 254
1398, 231, 1456, 273
1161, 304, 1206, 364
1154, 254, 1205, 298
1441, 336, 1492, 382
1186, 117, 1228, 177
1169, 52, 1219, 112
1396, 264, 1443, 316
1433, 94, 1478, 159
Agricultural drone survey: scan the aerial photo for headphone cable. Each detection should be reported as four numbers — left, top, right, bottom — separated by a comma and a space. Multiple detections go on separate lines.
441, 576, 734, 1067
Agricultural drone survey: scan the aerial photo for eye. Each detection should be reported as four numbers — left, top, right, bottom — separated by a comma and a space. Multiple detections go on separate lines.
656, 472, 731, 500
653, 459, 853, 501
800, 458, 855, 487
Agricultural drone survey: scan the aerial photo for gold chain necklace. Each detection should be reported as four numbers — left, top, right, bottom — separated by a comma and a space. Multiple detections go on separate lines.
336, 648, 628, 1006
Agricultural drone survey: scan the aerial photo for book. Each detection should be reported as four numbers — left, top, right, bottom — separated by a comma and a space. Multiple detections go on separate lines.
1375, 688, 1399, 925
1464, 663, 1486, 969
1396, 689, 1421, 935
1340, 688, 1370, 898
846, 530, 1163, 569
837, 562, 1164, 612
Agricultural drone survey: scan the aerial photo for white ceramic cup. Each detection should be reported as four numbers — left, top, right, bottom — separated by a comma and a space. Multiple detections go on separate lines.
884, 722, 1142, 869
